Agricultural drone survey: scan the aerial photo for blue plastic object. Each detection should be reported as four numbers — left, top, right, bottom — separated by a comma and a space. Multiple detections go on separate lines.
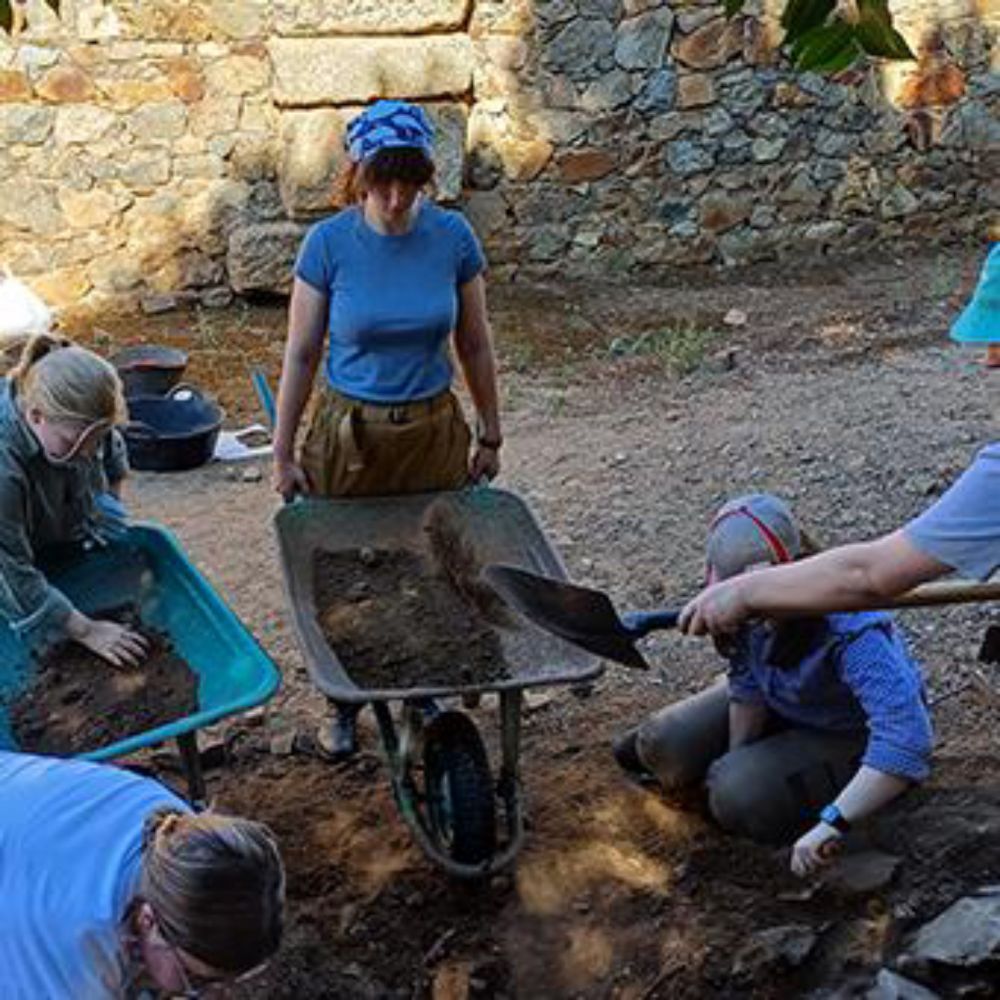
0, 523, 280, 760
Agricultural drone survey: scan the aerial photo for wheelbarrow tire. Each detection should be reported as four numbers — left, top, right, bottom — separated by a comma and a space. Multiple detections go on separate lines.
423, 711, 497, 866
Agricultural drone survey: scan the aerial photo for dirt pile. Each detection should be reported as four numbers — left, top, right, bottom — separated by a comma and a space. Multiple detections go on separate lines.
313, 546, 510, 691
8, 606, 198, 753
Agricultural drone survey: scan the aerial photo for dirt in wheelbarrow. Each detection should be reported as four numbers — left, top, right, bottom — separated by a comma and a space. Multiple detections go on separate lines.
313, 547, 511, 690
7, 605, 198, 754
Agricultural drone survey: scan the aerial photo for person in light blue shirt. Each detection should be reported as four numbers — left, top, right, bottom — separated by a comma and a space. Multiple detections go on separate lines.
0, 750, 284, 999
271, 99, 504, 757
616, 494, 932, 878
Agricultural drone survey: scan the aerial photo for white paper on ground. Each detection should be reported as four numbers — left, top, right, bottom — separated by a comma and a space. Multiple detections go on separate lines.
213, 424, 274, 462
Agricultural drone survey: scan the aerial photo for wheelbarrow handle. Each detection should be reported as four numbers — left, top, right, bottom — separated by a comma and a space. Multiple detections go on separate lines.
889, 580, 1000, 609
620, 608, 682, 638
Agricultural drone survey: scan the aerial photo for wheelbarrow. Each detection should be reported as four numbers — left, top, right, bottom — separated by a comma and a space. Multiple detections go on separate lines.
0, 523, 281, 802
274, 488, 602, 879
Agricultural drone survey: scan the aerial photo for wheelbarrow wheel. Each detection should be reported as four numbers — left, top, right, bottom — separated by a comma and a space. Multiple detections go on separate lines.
423, 710, 497, 866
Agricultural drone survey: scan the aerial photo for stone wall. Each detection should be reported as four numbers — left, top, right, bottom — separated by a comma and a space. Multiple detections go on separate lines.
0, 0, 996, 313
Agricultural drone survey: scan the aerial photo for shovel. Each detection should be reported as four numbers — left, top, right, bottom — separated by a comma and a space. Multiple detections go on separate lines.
482, 564, 1000, 671
482, 564, 681, 669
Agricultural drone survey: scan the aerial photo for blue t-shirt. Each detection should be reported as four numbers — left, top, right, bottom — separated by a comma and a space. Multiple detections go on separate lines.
0, 751, 189, 999
905, 442, 1000, 580
295, 201, 487, 404
727, 612, 932, 781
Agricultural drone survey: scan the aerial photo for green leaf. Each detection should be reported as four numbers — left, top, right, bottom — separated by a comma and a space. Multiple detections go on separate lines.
724, 0, 746, 17
792, 19, 862, 72
780, 0, 836, 40
855, 0, 915, 59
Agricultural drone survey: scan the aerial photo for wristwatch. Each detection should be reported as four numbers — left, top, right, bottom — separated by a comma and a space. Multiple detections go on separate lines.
819, 803, 851, 834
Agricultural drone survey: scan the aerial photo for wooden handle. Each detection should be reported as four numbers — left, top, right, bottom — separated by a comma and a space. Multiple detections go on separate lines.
888, 580, 1000, 609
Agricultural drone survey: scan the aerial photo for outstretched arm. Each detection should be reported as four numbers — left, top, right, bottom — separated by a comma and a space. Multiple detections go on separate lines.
680, 531, 951, 638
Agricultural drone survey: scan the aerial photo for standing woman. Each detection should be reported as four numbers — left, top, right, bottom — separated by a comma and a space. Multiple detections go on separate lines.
0, 749, 284, 997
0, 334, 147, 667
272, 99, 503, 756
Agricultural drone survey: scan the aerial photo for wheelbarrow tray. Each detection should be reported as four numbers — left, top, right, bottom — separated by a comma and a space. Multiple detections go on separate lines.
274, 489, 602, 703
0, 522, 281, 760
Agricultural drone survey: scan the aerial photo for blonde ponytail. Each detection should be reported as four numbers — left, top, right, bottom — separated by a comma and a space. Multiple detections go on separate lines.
11, 333, 126, 426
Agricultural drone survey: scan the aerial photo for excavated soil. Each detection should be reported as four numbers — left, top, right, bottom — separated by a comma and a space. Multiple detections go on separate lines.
313, 548, 510, 691
8, 607, 198, 754
112, 246, 1000, 998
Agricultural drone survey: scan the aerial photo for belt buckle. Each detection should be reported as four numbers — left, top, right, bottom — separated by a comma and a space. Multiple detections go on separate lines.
388, 405, 409, 425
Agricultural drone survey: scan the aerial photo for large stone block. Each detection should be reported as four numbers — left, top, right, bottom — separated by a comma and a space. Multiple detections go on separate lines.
615, 9, 675, 71
0, 181, 65, 235
0, 104, 53, 145
228, 221, 307, 294
279, 101, 467, 218
269, 36, 473, 107
54, 104, 118, 146
274, 0, 470, 35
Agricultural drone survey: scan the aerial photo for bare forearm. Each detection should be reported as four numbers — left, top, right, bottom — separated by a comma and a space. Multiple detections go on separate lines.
833, 765, 909, 824
740, 533, 948, 618
273, 350, 320, 459
457, 342, 501, 439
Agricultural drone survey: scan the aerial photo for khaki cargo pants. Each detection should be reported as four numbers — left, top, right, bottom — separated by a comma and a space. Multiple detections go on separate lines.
300, 383, 472, 498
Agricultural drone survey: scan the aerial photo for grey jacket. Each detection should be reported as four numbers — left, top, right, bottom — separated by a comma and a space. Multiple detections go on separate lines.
0, 379, 127, 648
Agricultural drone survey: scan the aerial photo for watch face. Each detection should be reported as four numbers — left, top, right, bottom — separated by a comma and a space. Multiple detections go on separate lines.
820, 805, 847, 831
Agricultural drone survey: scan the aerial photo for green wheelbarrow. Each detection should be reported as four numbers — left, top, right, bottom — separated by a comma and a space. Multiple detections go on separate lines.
0, 523, 282, 802
275, 488, 602, 879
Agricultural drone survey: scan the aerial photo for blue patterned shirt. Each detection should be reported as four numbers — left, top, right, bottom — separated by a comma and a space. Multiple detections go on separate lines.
727, 611, 933, 781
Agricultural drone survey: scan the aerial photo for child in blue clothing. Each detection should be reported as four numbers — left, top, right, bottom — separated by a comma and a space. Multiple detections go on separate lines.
615, 494, 932, 877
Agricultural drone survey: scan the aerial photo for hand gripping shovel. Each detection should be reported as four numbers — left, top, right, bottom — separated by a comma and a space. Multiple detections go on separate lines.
481, 564, 681, 669
482, 565, 1000, 671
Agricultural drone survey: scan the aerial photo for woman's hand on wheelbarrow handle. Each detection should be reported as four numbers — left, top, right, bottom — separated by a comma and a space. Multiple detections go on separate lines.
272, 453, 310, 501
620, 609, 682, 638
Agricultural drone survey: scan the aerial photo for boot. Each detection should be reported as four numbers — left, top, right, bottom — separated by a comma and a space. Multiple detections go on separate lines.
323, 702, 361, 760
612, 727, 656, 785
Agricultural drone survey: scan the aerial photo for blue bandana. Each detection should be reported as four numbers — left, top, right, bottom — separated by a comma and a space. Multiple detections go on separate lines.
345, 100, 435, 164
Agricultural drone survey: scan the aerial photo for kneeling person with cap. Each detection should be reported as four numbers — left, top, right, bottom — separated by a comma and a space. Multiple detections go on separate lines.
614, 494, 933, 877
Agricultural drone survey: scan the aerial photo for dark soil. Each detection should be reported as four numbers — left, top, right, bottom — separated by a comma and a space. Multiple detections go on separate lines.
9, 607, 198, 754
313, 548, 510, 691
117, 247, 1000, 998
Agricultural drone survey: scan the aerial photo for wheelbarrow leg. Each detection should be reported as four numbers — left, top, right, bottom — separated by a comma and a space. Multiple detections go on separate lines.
176, 731, 207, 808
498, 689, 526, 852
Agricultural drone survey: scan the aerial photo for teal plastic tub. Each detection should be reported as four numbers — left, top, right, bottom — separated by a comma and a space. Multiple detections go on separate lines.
0, 523, 281, 760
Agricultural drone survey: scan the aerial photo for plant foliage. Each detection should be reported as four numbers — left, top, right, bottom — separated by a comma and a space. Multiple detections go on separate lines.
726, 0, 915, 72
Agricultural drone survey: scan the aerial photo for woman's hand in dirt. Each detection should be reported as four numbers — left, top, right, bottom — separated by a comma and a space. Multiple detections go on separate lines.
68, 613, 149, 669
790, 822, 841, 878
272, 454, 309, 500
469, 444, 501, 483
679, 579, 751, 638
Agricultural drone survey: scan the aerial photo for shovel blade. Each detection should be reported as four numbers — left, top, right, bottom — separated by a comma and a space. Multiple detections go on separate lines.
482, 564, 650, 669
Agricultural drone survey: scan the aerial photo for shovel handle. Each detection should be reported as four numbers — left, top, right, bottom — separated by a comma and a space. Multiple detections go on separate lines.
889, 580, 1000, 609
620, 609, 682, 638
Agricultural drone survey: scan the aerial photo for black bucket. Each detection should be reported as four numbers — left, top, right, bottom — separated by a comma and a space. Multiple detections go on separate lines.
111, 345, 188, 397
124, 385, 223, 472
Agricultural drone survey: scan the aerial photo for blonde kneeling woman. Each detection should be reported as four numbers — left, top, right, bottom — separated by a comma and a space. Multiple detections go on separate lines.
0, 334, 147, 666
0, 750, 284, 997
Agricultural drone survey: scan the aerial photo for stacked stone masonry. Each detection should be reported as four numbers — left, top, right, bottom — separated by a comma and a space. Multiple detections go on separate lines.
0, 0, 996, 312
